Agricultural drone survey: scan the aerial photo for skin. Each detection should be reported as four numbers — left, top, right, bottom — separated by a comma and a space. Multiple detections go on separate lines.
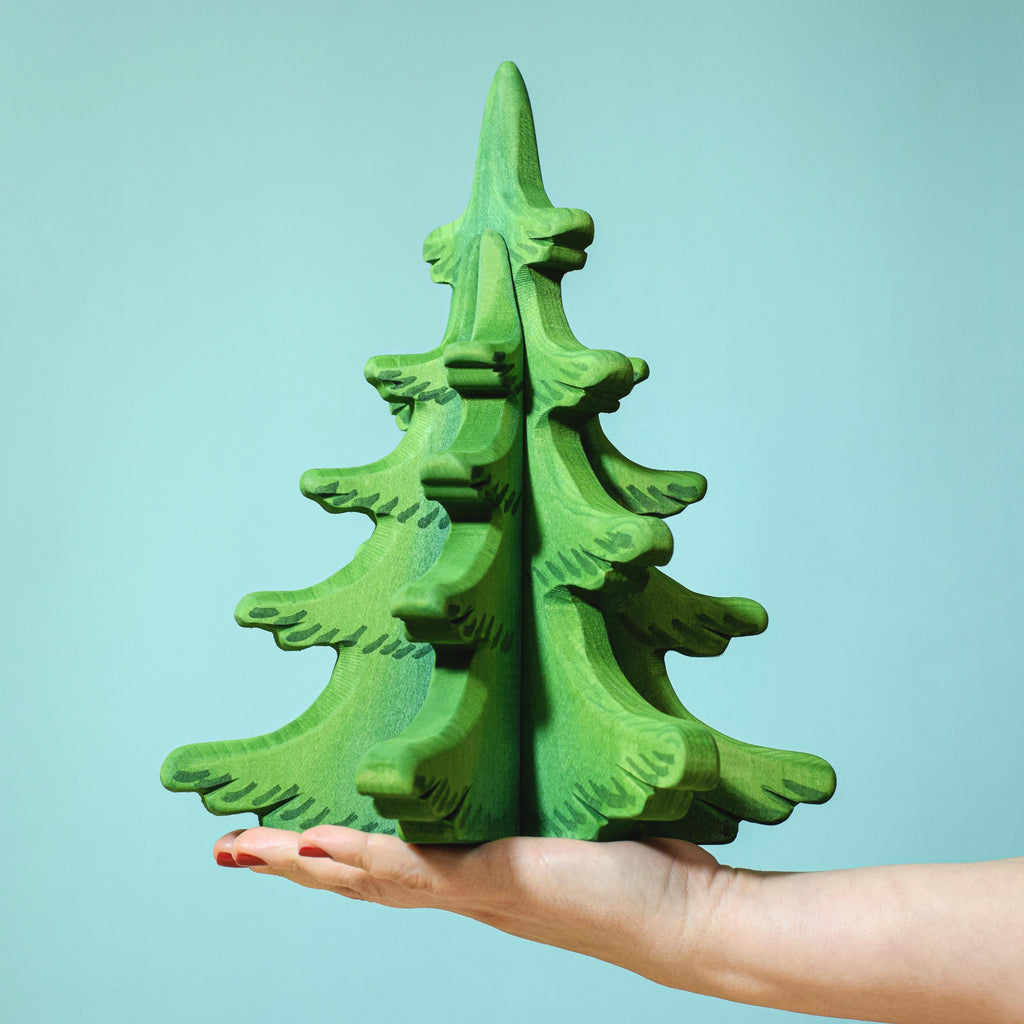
214, 826, 1024, 1024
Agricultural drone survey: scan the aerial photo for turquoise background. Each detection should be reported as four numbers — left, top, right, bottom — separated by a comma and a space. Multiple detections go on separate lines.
3, 2, 1022, 1022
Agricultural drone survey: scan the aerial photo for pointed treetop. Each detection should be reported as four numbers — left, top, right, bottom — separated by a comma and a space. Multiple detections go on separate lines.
467, 62, 548, 219
424, 62, 594, 285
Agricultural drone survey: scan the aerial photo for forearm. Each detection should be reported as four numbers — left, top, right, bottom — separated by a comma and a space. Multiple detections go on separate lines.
671, 857, 1024, 1023
214, 828, 1024, 1023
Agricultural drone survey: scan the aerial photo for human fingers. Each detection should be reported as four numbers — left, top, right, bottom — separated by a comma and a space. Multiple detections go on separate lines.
213, 825, 325, 885
227, 826, 303, 867
293, 826, 499, 911
212, 829, 248, 867
215, 825, 532, 914
210, 825, 438, 902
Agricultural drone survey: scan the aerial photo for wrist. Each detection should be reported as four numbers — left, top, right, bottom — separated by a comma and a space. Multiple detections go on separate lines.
622, 845, 742, 991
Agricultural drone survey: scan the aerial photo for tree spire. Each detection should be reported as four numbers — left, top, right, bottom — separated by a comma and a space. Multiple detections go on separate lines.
466, 61, 549, 221
425, 62, 594, 289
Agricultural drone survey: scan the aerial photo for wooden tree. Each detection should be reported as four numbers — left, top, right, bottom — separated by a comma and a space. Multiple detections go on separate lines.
162, 63, 836, 843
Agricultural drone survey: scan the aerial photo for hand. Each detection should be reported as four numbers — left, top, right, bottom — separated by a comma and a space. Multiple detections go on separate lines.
214, 826, 722, 984
214, 828, 1024, 1023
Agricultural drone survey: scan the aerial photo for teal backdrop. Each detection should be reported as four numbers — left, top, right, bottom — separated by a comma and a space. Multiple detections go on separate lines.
3, 3, 1021, 1022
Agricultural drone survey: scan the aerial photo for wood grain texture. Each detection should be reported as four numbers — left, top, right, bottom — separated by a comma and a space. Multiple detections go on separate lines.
160, 343, 460, 835
357, 229, 523, 842
161, 62, 836, 842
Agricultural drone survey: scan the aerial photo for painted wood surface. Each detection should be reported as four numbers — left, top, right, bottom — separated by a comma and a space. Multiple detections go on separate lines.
161, 63, 836, 842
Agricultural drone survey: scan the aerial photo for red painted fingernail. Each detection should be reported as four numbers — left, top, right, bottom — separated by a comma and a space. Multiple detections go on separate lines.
235, 853, 267, 866
216, 852, 242, 867
299, 845, 330, 858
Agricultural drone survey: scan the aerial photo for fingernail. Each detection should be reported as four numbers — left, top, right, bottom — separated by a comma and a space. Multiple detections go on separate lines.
216, 852, 242, 867
299, 845, 331, 858
235, 853, 267, 867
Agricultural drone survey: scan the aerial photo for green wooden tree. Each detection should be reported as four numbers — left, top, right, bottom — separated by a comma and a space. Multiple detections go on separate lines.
162, 62, 836, 843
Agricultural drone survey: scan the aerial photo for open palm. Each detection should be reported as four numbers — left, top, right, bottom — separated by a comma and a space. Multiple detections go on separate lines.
215, 826, 721, 984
